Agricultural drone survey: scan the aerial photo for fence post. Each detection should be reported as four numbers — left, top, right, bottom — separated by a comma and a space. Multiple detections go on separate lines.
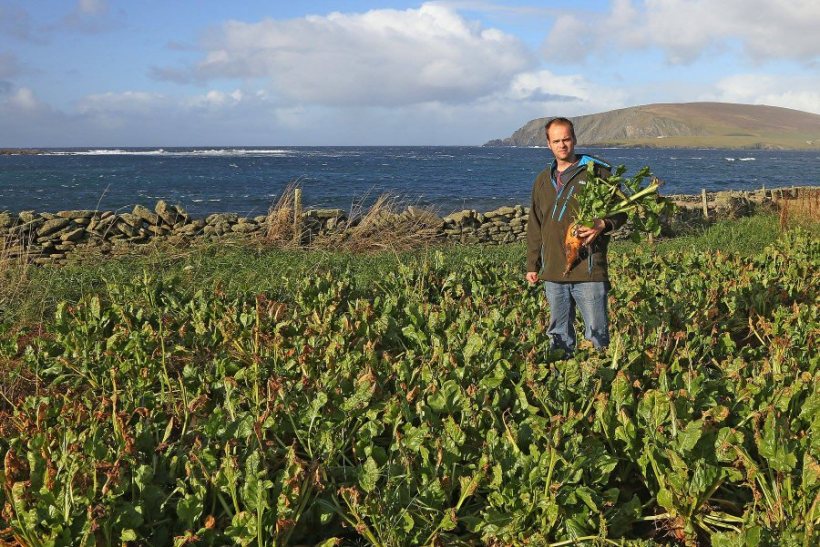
701, 188, 708, 219
293, 188, 302, 245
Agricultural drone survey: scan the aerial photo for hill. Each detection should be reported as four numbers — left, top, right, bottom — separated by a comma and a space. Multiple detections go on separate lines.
484, 102, 820, 149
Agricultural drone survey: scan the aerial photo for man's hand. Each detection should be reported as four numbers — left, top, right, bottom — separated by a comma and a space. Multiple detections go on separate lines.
576, 218, 606, 246
525, 271, 539, 284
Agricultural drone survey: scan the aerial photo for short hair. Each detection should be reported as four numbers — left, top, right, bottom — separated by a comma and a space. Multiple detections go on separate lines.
544, 117, 576, 140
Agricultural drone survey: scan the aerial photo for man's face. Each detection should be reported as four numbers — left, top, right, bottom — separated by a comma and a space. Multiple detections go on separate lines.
546, 123, 576, 163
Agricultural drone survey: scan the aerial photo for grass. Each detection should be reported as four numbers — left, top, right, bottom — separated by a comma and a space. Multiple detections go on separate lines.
0, 211, 812, 329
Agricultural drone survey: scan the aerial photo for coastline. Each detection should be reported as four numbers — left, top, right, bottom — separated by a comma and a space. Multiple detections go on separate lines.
2, 186, 815, 266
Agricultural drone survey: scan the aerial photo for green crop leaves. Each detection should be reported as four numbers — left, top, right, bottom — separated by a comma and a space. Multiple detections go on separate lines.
0, 229, 817, 545
574, 163, 676, 240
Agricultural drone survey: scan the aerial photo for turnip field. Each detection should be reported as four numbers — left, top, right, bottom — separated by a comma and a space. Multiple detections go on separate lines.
0, 229, 817, 546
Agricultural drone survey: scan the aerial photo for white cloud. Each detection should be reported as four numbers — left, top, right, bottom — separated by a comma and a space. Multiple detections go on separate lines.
153, 2, 534, 107
543, 0, 820, 64
6, 87, 43, 111
710, 74, 820, 114
493, 70, 627, 120
185, 89, 246, 109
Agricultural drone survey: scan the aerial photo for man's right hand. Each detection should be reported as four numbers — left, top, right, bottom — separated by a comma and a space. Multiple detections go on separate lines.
525, 271, 539, 284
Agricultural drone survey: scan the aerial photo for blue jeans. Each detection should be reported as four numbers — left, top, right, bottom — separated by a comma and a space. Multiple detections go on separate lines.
544, 281, 610, 353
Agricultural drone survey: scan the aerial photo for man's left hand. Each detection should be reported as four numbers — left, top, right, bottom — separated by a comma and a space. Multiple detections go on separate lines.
576, 218, 606, 246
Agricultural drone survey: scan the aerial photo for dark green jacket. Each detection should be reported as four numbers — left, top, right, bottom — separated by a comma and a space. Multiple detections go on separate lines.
526, 154, 626, 282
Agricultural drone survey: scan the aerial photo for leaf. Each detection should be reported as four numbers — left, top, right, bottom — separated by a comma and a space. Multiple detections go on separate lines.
401, 512, 415, 533
676, 419, 703, 453
359, 456, 379, 493
656, 488, 675, 512
177, 492, 204, 530
463, 333, 483, 363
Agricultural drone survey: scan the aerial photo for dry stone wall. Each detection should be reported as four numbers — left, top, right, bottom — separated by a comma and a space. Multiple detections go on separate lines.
0, 187, 812, 265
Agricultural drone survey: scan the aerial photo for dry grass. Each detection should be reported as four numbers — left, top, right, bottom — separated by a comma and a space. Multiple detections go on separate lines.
0, 228, 37, 322
261, 187, 444, 253
777, 187, 820, 231
263, 180, 301, 247
313, 193, 444, 253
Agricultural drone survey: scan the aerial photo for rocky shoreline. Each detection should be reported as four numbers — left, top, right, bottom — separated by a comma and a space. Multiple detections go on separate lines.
1, 186, 814, 265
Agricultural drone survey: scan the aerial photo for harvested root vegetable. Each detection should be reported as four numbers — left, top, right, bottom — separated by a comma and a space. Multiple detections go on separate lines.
563, 163, 674, 275
563, 223, 583, 276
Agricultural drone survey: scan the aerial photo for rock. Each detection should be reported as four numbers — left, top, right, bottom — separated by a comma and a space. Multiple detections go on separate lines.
119, 213, 143, 228
116, 221, 139, 238
18, 211, 36, 223
73, 217, 91, 226
155, 200, 188, 225
147, 225, 170, 236
33, 257, 56, 265
37, 218, 71, 237
0, 212, 12, 228
173, 204, 190, 222
177, 223, 202, 235
446, 210, 473, 224
60, 228, 86, 242
133, 204, 160, 225
57, 210, 96, 219
495, 205, 516, 216
206, 213, 238, 225
313, 208, 345, 219
9, 219, 44, 236
232, 222, 259, 233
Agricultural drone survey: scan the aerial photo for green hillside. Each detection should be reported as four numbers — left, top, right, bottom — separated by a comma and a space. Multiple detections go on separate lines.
485, 102, 820, 149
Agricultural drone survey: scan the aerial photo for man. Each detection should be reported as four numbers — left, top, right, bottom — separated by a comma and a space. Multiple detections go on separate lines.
525, 117, 626, 355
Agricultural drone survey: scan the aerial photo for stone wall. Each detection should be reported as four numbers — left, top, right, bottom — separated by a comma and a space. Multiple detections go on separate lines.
1, 187, 814, 265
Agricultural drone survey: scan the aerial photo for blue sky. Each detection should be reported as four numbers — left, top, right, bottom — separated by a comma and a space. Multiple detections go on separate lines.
1, 0, 818, 146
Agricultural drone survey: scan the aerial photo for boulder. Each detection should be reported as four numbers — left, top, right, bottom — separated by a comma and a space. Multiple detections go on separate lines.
57, 210, 97, 219
60, 228, 86, 242
37, 218, 71, 237
18, 211, 36, 223
119, 213, 143, 228
232, 222, 259, 233
206, 213, 238, 225
155, 200, 188, 225
445, 210, 473, 224
116, 221, 139, 238
133, 204, 160, 225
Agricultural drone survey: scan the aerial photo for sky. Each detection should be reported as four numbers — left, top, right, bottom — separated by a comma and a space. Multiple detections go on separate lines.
1, 0, 819, 146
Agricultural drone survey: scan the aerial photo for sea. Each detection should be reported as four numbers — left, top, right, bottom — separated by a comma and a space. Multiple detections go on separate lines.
1, 147, 818, 216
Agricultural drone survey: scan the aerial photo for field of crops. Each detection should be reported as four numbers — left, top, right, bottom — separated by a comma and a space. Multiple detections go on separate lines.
0, 228, 817, 546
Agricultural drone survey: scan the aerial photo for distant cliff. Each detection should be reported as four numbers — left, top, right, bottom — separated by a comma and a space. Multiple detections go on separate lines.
484, 102, 820, 149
